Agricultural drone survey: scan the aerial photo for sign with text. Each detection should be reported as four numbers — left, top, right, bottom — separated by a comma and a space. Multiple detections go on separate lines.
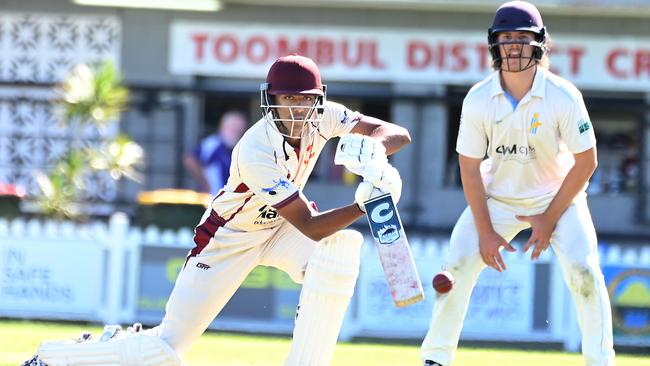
463, 260, 536, 336
136, 245, 301, 326
170, 22, 650, 91
355, 246, 540, 339
0, 240, 103, 318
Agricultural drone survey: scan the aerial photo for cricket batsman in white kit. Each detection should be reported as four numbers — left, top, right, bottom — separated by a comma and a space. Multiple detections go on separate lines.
421, 2, 615, 366
26, 54, 409, 366
156, 54, 409, 365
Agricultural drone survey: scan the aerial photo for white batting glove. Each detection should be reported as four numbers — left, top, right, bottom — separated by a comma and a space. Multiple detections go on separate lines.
354, 164, 402, 212
334, 134, 387, 176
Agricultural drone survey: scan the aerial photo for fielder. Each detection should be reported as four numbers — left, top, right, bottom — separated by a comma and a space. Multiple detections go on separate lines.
27, 54, 409, 366
421, 2, 615, 366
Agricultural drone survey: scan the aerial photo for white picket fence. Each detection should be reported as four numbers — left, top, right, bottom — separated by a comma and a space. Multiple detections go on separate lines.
1, 213, 649, 351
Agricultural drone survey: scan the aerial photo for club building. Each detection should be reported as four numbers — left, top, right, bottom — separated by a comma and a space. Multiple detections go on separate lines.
1, 0, 650, 350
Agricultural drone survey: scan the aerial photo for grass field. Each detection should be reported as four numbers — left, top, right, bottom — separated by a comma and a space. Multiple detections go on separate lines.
2, 320, 648, 366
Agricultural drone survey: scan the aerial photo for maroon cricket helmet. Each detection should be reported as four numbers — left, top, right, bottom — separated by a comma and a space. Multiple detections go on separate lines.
265, 54, 325, 96
260, 54, 326, 139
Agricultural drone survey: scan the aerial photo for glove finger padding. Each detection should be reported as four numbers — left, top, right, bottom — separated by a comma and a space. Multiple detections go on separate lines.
373, 165, 402, 204
335, 134, 387, 175
361, 159, 386, 185
355, 165, 402, 212
355, 181, 380, 212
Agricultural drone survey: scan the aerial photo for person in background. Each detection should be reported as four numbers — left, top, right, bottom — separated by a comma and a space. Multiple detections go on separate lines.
183, 111, 247, 195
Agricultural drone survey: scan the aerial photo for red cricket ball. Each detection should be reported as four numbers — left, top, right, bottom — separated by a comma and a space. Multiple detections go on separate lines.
432, 271, 455, 294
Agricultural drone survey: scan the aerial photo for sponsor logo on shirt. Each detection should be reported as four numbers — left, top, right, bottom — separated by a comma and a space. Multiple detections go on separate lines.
494, 144, 536, 162
529, 113, 542, 135
261, 178, 290, 195
578, 119, 591, 134
257, 205, 279, 219
255, 205, 281, 225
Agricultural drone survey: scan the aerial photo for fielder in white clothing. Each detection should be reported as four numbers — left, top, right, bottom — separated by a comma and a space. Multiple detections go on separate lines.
421, 2, 615, 366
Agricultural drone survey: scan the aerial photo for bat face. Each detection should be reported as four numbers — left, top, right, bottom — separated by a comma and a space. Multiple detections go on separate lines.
364, 193, 425, 307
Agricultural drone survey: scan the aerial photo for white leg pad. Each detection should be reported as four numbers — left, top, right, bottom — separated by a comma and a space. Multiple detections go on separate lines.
284, 229, 363, 366
37, 331, 183, 366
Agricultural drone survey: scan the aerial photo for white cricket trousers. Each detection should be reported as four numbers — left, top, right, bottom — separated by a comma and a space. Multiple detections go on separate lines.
156, 221, 317, 355
421, 196, 615, 366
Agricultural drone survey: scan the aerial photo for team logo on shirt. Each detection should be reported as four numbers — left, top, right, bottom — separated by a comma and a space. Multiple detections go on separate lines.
340, 110, 361, 124
529, 113, 542, 135
578, 119, 592, 134
261, 179, 290, 195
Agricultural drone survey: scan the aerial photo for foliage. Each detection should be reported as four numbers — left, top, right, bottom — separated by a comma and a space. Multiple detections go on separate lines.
58, 62, 129, 126
34, 61, 142, 220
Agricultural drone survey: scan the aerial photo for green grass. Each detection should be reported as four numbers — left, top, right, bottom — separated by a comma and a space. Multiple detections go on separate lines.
2, 320, 648, 366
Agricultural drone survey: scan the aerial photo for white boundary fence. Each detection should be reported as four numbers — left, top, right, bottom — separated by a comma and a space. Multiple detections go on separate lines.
1, 213, 649, 351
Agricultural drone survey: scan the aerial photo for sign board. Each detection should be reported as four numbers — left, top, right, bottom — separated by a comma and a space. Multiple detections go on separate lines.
170, 22, 650, 91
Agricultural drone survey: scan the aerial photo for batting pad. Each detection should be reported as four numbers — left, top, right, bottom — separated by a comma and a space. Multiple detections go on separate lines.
37, 332, 183, 366
285, 230, 363, 366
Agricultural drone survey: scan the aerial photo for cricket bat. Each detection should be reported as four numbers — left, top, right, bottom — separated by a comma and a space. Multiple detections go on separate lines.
364, 192, 424, 307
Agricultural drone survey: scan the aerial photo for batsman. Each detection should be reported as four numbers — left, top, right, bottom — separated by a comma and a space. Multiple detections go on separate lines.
29, 54, 409, 366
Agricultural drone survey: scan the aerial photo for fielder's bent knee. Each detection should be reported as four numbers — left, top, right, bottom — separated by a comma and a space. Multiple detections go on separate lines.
567, 263, 601, 300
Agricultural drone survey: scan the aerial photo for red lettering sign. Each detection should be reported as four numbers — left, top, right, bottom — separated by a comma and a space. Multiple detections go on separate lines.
246, 35, 270, 64
276, 37, 310, 58
368, 41, 386, 69
566, 47, 585, 76
634, 50, 650, 77
451, 43, 469, 72
191, 33, 208, 61
607, 48, 628, 79
213, 34, 238, 63
342, 39, 362, 67
407, 41, 432, 69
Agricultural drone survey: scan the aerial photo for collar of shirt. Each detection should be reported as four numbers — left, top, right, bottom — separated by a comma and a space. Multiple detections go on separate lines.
263, 117, 302, 182
264, 117, 291, 159
489, 68, 547, 120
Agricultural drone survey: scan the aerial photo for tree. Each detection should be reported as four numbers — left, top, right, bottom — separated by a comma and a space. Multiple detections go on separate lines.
35, 61, 143, 220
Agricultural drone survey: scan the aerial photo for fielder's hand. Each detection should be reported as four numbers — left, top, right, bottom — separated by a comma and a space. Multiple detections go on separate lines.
334, 134, 387, 176
478, 230, 516, 272
517, 213, 555, 260
354, 164, 402, 212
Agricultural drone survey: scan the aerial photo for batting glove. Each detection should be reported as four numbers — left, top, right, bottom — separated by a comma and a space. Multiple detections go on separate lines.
355, 164, 402, 212
334, 134, 387, 176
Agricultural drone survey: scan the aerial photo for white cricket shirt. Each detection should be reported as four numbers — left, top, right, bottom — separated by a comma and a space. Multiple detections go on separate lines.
200, 101, 362, 234
456, 68, 596, 201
